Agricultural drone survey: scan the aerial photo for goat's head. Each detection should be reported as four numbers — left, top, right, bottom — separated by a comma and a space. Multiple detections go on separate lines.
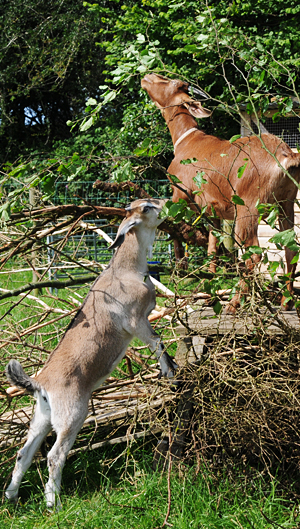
141, 73, 211, 119
109, 198, 166, 249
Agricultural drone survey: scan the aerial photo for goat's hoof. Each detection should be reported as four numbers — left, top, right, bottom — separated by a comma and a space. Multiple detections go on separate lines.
159, 361, 180, 390
166, 360, 178, 379
158, 359, 179, 386
5, 490, 18, 504
225, 301, 238, 315
46, 500, 62, 512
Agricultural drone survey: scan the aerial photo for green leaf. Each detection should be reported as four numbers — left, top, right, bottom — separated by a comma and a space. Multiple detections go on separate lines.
86, 97, 97, 106
80, 116, 94, 132
248, 246, 263, 254
136, 33, 145, 43
213, 300, 222, 315
193, 171, 207, 187
270, 229, 298, 251
133, 138, 151, 156
180, 158, 198, 165
102, 90, 117, 105
168, 174, 181, 184
42, 174, 56, 194
183, 44, 199, 53
229, 134, 241, 143
285, 98, 293, 113
237, 160, 248, 179
232, 194, 245, 205
259, 70, 265, 85
267, 261, 280, 274
266, 207, 278, 228
0, 203, 10, 221
58, 164, 71, 177
168, 202, 185, 217
111, 160, 134, 182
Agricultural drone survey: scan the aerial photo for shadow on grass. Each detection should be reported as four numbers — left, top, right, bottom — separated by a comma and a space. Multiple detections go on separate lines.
2, 438, 300, 529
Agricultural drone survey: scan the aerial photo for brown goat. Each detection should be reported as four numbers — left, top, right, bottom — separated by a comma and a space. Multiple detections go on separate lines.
141, 73, 300, 312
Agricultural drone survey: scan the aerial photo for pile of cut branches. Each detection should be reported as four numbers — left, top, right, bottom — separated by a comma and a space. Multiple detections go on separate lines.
172, 300, 300, 475
2, 178, 300, 485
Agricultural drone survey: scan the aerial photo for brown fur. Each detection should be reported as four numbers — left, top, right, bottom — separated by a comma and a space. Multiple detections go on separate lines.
141, 74, 300, 312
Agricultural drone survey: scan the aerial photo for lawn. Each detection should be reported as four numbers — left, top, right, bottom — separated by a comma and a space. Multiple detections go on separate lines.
2, 442, 300, 529
1, 263, 300, 529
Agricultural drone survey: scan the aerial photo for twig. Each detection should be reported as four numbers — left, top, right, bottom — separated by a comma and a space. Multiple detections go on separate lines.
162, 426, 173, 528
0, 308, 78, 351
260, 509, 284, 529
0, 275, 97, 301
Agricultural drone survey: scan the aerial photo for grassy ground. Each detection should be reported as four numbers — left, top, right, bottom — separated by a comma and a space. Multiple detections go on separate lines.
2, 265, 300, 528
1, 443, 300, 529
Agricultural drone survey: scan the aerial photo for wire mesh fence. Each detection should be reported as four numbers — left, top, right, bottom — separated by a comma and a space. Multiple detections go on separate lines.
251, 116, 300, 149
47, 180, 174, 282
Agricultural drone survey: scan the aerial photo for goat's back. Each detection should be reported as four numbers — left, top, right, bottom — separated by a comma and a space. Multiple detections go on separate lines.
170, 132, 300, 217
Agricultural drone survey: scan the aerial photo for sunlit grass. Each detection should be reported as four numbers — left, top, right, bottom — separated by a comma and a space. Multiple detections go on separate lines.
2, 446, 300, 529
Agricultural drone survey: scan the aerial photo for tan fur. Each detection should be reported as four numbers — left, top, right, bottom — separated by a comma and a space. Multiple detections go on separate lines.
5, 199, 177, 510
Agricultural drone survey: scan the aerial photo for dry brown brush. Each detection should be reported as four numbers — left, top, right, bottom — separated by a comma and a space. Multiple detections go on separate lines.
169, 300, 300, 477
1, 183, 300, 489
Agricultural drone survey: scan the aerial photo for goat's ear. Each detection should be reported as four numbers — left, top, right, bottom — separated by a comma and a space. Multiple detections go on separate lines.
109, 216, 142, 250
184, 100, 211, 119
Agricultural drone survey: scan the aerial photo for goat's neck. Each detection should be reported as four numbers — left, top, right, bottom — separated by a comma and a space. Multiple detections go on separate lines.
162, 106, 199, 147
112, 229, 154, 275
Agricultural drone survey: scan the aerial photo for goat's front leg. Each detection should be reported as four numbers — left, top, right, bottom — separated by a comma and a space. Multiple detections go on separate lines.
174, 239, 188, 270
226, 212, 260, 314
136, 320, 177, 379
207, 219, 221, 274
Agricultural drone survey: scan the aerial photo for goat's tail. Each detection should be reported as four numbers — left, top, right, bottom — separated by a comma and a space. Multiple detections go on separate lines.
6, 359, 41, 395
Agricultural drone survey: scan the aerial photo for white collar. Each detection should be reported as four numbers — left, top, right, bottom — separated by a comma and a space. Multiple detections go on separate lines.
173, 127, 198, 153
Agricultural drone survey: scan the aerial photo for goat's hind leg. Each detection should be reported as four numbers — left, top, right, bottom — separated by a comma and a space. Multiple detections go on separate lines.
279, 202, 296, 310
6, 393, 51, 503
45, 399, 88, 510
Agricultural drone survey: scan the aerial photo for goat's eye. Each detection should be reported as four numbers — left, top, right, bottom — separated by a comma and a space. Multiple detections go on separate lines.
143, 206, 150, 213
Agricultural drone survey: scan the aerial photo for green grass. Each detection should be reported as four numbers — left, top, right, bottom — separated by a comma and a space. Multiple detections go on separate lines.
1, 444, 300, 529
2, 265, 300, 528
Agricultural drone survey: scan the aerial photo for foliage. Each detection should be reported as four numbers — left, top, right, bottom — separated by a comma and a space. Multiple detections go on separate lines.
0, 0, 106, 162
3, 0, 300, 190
0, 0, 299, 243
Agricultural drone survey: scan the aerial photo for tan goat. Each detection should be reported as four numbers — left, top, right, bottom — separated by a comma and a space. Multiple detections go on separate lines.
5, 198, 177, 510
141, 73, 300, 312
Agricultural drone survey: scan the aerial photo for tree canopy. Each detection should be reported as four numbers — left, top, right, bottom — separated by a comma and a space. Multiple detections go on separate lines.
0, 0, 105, 160
1, 0, 300, 207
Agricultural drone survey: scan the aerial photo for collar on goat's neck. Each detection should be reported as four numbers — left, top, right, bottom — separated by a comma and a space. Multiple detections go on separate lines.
174, 127, 198, 153
160, 105, 198, 153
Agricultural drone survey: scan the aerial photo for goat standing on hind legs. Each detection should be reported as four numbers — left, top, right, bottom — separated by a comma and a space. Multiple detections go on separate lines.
141, 73, 300, 313
5, 198, 177, 511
